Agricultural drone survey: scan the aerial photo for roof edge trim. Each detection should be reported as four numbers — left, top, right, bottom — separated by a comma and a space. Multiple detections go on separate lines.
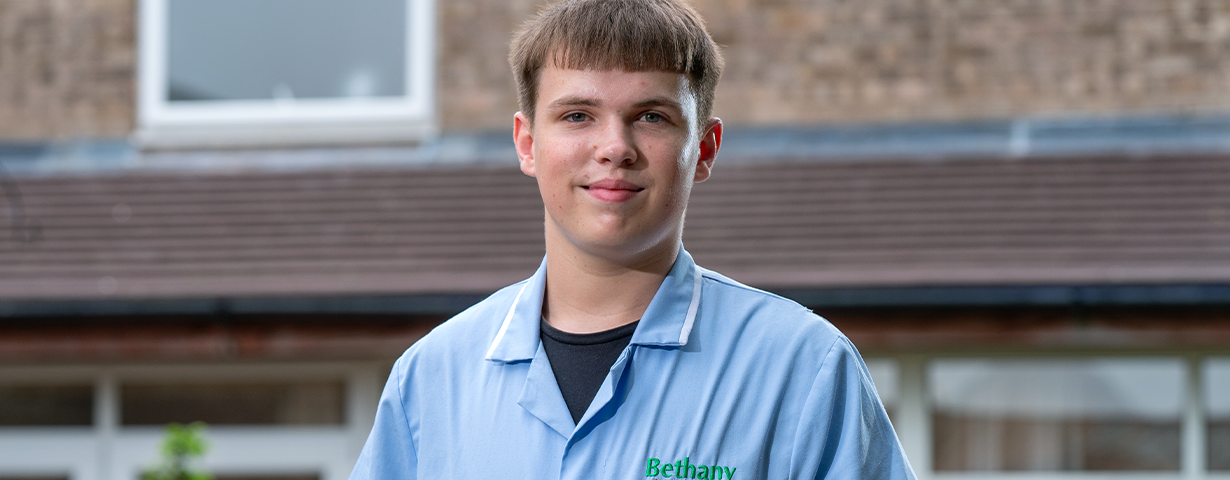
0, 293, 490, 318
6, 284, 1230, 318
772, 284, 1230, 308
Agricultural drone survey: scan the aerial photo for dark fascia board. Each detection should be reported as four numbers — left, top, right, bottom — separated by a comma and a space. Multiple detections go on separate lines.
3, 285, 1230, 317
0, 293, 490, 318
771, 284, 1230, 308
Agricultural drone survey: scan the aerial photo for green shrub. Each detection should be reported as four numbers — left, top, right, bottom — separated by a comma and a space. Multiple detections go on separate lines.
140, 422, 214, 480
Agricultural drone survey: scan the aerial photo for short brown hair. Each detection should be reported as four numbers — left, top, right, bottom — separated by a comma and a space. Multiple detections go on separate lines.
509, 0, 724, 126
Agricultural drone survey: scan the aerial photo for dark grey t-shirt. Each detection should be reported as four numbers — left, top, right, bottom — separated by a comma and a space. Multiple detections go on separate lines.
539, 317, 639, 424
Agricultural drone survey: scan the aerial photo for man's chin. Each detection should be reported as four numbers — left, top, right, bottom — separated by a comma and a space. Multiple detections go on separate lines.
545, 216, 678, 262
571, 234, 679, 265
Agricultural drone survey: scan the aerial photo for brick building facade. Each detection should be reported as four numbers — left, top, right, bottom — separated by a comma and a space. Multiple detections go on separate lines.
2, 1, 1230, 480
2, 0, 1229, 138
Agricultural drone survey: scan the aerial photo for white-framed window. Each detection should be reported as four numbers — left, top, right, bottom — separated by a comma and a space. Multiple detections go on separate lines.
0, 362, 384, 480
930, 358, 1183, 472
136, 0, 436, 148
865, 354, 1230, 480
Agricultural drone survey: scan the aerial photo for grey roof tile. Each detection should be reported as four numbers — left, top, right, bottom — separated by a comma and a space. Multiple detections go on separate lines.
1, 154, 1228, 300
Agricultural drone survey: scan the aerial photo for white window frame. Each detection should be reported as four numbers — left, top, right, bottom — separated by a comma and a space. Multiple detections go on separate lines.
0, 361, 385, 480
135, 0, 437, 149
863, 353, 1230, 480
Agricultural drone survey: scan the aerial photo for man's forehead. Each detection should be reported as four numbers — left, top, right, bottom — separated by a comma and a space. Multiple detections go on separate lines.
537, 66, 696, 109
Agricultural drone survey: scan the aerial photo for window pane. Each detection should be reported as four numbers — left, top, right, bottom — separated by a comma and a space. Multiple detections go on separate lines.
0, 385, 93, 426
865, 359, 898, 422
931, 358, 1182, 471
121, 381, 344, 425
1207, 358, 1230, 471
167, 0, 406, 101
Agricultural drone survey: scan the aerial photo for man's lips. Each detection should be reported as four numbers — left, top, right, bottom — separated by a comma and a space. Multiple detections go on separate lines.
582, 179, 644, 203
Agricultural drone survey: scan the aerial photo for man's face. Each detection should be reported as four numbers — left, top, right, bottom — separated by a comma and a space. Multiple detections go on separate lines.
514, 66, 721, 263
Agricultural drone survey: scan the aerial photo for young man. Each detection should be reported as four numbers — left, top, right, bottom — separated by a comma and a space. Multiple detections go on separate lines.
350, 0, 915, 478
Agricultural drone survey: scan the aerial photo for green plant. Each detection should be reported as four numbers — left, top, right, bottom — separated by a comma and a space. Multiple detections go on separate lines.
140, 422, 214, 480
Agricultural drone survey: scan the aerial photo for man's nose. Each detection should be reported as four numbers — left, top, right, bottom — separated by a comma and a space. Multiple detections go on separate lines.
594, 121, 637, 166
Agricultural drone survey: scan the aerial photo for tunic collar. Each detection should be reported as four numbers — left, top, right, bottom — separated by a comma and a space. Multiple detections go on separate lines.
484, 248, 703, 362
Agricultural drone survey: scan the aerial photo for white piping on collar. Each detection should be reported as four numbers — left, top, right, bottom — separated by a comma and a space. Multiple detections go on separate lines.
485, 282, 528, 360
678, 266, 702, 345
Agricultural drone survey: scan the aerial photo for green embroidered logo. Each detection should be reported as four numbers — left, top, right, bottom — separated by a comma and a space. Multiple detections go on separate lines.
645, 457, 735, 479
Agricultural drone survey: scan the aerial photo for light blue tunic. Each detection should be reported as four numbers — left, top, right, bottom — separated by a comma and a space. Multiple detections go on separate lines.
351, 249, 915, 480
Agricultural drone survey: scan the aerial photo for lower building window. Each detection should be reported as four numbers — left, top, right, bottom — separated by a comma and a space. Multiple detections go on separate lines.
930, 358, 1183, 471
0, 385, 93, 426
120, 381, 345, 426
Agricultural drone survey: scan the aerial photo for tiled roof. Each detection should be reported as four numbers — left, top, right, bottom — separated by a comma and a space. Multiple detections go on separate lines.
688, 154, 1230, 288
2, 154, 1228, 301
0, 167, 545, 299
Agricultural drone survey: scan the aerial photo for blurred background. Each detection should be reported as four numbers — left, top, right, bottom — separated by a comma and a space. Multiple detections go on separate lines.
1, 0, 1229, 478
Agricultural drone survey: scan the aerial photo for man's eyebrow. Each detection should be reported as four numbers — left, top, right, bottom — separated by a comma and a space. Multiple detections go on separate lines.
632, 97, 682, 110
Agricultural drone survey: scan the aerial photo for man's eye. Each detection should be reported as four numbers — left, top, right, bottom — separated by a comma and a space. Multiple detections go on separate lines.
566, 112, 588, 122
642, 113, 663, 123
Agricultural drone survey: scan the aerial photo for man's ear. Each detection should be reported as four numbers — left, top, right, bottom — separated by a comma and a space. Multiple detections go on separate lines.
694, 117, 722, 183
514, 112, 536, 177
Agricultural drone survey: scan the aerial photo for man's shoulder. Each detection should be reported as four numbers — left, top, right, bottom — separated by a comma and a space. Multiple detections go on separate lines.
697, 267, 849, 360
699, 267, 809, 310
699, 267, 832, 328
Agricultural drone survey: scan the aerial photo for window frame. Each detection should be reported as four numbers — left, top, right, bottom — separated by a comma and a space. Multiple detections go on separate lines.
927, 356, 1186, 473
135, 0, 437, 148
864, 352, 1230, 480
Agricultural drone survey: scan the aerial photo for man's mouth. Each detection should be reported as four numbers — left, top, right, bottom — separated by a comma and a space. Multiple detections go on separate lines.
582, 179, 645, 203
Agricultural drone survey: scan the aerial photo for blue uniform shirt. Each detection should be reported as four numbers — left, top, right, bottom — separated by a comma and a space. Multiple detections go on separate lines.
351, 249, 915, 480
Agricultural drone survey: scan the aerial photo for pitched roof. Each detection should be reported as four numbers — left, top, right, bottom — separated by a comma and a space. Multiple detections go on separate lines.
687, 154, 1230, 289
1, 154, 1228, 301
0, 166, 544, 299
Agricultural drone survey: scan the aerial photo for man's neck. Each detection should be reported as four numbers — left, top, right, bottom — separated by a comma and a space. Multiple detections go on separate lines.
542, 231, 679, 335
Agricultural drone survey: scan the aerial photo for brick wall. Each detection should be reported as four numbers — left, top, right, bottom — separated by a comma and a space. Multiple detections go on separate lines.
1, 0, 1227, 139
437, 0, 540, 131
706, 0, 1230, 125
441, 0, 1230, 129
0, 0, 134, 140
